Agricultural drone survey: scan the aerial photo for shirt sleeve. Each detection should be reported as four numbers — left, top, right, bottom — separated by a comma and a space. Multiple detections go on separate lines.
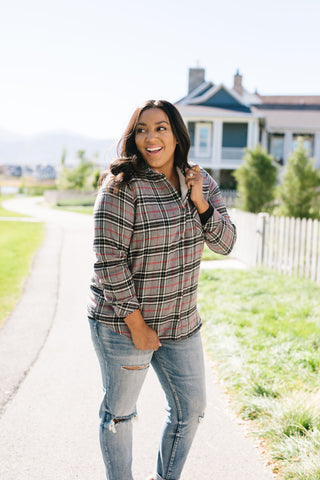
199, 204, 214, 225
93, 181, 140, 319
201, 173, 237, 255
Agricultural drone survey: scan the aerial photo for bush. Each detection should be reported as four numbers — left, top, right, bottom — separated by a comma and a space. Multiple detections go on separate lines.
277, 139, 320, 219
57, 150, 100, 192
24, 185, 57, 196
233, 145, 278, 213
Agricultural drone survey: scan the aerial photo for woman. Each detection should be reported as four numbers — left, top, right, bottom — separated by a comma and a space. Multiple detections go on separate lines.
88, 100, 236, 480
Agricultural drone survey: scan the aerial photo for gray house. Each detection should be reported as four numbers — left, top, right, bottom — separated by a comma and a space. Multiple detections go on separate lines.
176, 68, 320, 188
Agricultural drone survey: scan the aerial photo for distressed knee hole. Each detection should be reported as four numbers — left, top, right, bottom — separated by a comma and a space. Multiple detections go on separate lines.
121, 364, 149, 370
113, 418, 126, 424
107, 415, 136, 433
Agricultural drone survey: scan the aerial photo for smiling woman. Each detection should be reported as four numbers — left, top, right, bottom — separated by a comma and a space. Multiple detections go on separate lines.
134, 108, 178, 180
88, 99, 237, 480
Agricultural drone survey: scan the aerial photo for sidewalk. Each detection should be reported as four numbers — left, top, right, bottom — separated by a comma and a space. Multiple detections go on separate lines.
0, 197, 274, 480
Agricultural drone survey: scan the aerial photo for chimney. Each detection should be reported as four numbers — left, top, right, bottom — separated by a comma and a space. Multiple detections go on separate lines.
233, 69, 243, 94
188, 67, 205, 93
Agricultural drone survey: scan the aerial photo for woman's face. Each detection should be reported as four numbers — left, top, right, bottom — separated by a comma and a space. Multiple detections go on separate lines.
135, 108, 177, 177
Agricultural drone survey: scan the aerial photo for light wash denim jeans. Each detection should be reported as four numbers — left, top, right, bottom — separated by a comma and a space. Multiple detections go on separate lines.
89, 318, 206, 480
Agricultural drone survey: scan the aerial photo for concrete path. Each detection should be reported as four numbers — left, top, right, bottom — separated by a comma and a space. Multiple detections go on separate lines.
0, 197, 274, 480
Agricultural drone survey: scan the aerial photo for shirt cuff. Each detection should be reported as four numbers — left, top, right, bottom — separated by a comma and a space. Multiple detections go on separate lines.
199, 204, 214, 225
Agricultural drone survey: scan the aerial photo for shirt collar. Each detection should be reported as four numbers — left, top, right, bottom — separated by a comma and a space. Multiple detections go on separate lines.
176, 167, 189, 202
143, 165, 189, 202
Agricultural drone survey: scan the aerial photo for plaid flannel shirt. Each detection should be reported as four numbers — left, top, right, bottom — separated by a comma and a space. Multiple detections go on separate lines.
87, 166, 236, 340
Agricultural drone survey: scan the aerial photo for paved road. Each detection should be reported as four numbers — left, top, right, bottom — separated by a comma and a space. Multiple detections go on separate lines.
0, 197, 273, 480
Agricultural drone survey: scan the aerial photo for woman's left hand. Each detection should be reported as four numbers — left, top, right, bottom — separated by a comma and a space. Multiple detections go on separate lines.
185, 165, 209, 214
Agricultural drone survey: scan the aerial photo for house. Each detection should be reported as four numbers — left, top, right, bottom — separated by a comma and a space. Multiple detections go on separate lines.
34, 164, 57, 180
175, 68, 320, 188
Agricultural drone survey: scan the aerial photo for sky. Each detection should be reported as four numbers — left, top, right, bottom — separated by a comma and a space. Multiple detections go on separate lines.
1, 0, 320, 141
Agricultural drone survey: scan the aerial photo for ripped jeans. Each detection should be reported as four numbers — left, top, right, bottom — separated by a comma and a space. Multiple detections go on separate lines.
89, 318, 206, 480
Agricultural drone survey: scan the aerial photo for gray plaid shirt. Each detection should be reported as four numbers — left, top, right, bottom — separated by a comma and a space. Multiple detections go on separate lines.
87, 166, 236, 340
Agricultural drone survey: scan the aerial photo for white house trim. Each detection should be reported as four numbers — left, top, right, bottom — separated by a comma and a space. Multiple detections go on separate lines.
247, 120, 259, 149
212, 120, 223, 168
177, 105, 257, 120
283, 131, 293, 163
314, 133, 320, 168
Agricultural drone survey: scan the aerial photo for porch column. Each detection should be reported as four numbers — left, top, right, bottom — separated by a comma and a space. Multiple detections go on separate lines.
212, 120, 222, 167
283, 131, 293, 164
247, 120, 259, 149
314, 132, 320, 168
261, 129, 268, 150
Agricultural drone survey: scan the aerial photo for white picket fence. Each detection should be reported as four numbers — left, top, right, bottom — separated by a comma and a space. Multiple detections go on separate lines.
230, 209, 320, 285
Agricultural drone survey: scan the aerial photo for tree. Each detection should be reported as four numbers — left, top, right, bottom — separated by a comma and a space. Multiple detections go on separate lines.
233, 145, 278, 213
57, 150, 100, 191
277, 139, 320, 219
60, 147, 67, 167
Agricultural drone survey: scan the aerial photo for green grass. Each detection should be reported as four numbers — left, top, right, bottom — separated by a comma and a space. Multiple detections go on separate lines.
55, 205, 94, 215
201, 244, 227, 261
56, 196, 95, 207
0, 216, 45, 327
199, 268, 320, 479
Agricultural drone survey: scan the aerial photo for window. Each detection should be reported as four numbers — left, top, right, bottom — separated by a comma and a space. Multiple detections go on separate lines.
222, 123, 247, 147
269, 134, 284, 164
292, 134, 314, 156
195, 123, 212, 157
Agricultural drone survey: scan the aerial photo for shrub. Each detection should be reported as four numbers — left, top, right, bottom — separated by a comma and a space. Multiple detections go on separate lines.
57, 150, 100, 192
233, 144, 278, 213
277, 139, 320, 219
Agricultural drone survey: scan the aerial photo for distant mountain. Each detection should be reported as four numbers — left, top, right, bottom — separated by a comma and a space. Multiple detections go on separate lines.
0, 129, 117, 167
0, 128, 25, 142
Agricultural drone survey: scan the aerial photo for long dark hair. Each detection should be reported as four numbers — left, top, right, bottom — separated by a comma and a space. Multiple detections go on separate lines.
100, 100, 191, 188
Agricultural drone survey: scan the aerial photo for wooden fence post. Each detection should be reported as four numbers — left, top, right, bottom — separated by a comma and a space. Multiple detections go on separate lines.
256, 213, 268, 265
311, 219, 319, 282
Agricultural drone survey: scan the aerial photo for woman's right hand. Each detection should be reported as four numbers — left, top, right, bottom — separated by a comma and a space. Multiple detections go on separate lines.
130, 323, 162, 351
124, 310, 162, 351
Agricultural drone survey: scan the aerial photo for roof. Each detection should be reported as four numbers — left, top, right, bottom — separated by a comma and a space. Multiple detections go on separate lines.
176, 81, 214, 104
257, 95, 320, 106
179, 83, 249, 107
251, 107, 320, 131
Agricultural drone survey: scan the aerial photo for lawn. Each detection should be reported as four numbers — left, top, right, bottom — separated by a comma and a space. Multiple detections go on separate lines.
199, 268, 320, 479
202, 244, 226, 261
0, 198, 45, 327
54, 205, 94, 215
